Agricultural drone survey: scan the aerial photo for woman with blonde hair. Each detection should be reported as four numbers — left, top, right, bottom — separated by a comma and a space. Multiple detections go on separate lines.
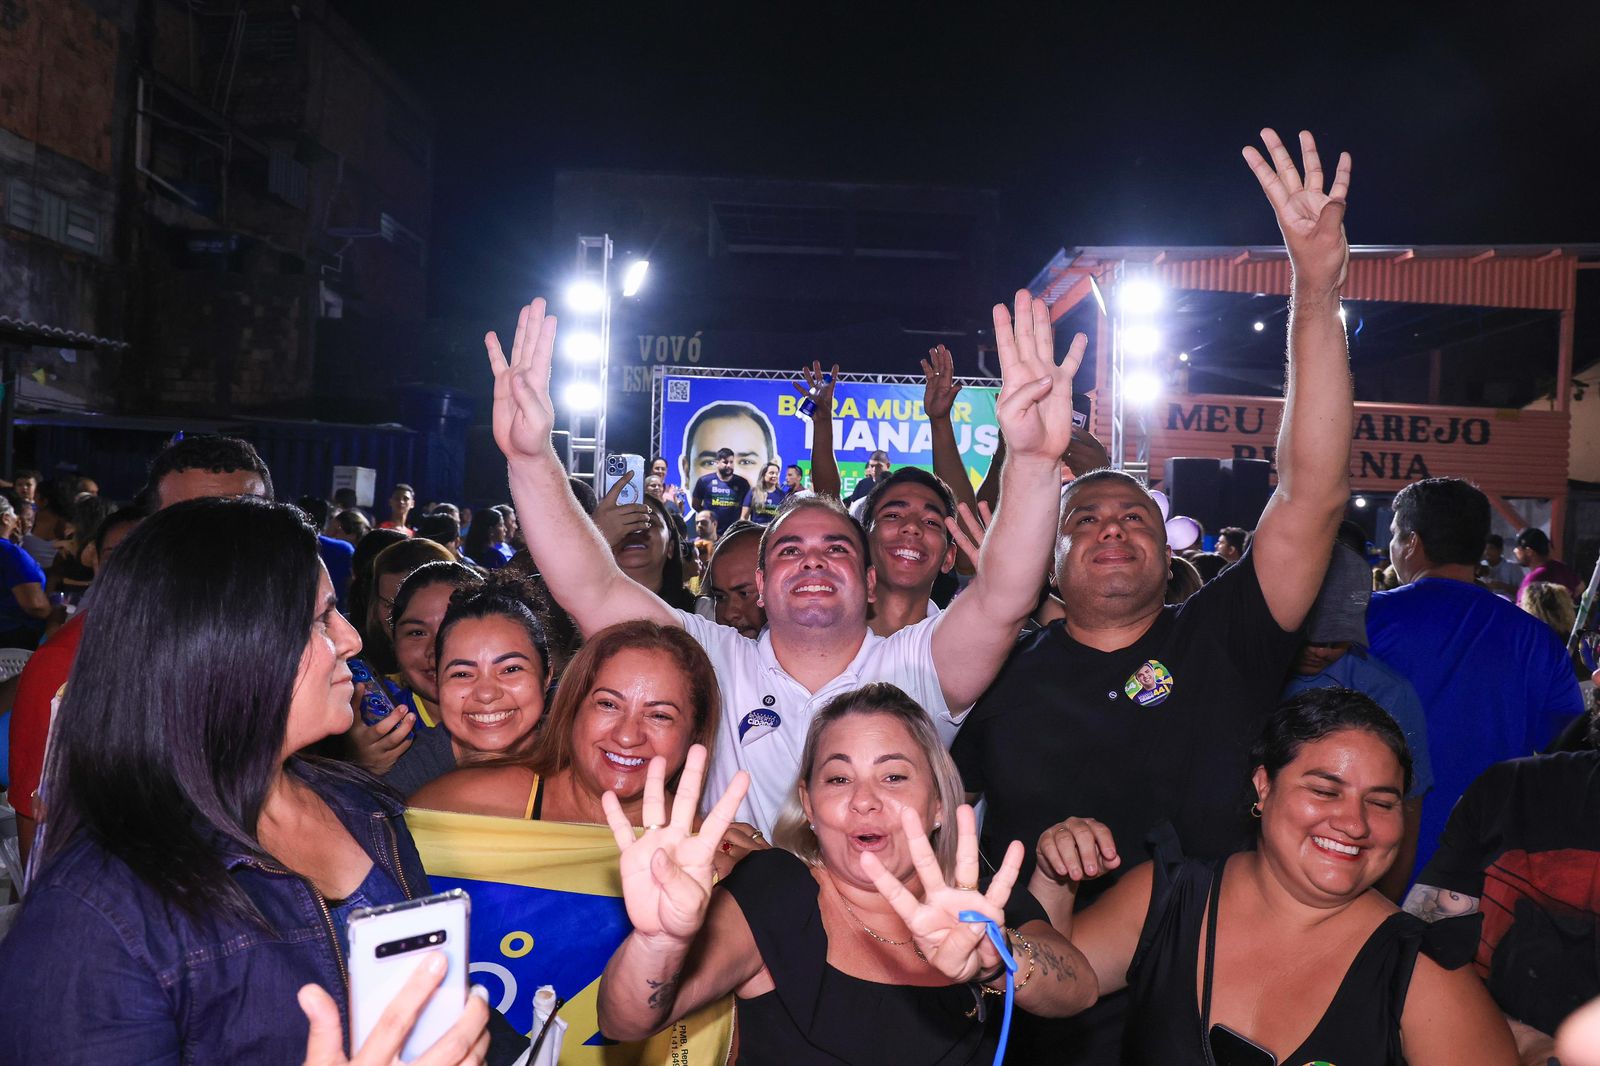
597, 682, 1094, 1063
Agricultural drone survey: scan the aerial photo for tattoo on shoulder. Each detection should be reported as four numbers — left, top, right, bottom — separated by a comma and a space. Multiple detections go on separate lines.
645, 970, 683, 1010
1402, 883, 1481, 923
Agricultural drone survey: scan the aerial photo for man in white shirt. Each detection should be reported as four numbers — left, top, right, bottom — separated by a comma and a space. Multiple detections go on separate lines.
486, 290, 1083, 831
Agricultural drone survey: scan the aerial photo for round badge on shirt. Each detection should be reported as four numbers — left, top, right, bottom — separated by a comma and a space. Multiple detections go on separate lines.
1124, 659, 1174, 707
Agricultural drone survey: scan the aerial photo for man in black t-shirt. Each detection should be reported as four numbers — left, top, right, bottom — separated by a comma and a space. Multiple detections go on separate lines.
690, 447, 751, 536
952, 127, 1357, 1064
1405, 725, 1600, 1065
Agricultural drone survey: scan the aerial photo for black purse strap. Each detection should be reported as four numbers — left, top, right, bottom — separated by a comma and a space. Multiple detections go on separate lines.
1199, 858, 1227, 1066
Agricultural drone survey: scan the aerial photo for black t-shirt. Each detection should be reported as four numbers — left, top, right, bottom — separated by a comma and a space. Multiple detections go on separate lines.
693, 472, 751, 534
953, 548, 1300, 891
1419, 750, 1600, 1035
953, 550, 1300, 1065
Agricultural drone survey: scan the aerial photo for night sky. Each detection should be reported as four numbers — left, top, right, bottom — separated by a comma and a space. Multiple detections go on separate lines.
331, 3, 1600, 326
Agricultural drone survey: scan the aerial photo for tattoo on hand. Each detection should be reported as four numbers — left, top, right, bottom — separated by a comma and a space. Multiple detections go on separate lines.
645, 970, 682, 1010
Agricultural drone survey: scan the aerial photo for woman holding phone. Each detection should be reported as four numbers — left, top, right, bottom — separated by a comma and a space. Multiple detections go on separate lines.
0, 498, 506, 1064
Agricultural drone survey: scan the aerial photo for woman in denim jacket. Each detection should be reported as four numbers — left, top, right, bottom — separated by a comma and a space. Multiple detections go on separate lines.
0, 498, 500, 1064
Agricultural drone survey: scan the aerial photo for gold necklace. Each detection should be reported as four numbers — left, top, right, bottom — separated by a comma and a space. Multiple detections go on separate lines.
839, 896, 926, 961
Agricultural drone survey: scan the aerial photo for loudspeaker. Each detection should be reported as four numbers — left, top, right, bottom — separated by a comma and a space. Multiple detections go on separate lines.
1165, 457, 1225, 532
1221, 458, 1274, 530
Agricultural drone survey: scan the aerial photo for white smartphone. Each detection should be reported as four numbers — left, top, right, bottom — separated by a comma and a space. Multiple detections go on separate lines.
604, 453, 646, 506
348, 889, 470, 1063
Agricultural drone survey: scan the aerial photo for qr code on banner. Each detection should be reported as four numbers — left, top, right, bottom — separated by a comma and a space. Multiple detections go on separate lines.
666, 379, 691, 403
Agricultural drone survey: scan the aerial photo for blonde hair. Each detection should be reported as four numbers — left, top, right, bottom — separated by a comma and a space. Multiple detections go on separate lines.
772, 683, 964, 878
1520, 580, 1577, 641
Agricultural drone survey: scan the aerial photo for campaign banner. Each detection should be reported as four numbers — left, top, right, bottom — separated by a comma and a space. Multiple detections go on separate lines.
658, 373, 1002, 497
406, 808, 733, 1064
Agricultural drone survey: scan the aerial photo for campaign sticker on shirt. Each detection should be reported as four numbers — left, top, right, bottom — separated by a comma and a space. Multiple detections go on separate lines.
1124, 659, 1174, 707
738, 708, 781, 744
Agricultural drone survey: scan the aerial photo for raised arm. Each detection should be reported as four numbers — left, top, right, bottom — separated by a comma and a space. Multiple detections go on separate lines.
932, 291, 1086, 710
1242, 129, 1355, 630
487, 299, 677, 635
597, 748, 758, 1041
923, 345, 981, 571
794, 362, 841, 498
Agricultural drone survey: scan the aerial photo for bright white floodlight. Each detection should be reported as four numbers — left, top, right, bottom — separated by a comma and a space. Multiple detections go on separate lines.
1252, 320, 1266, 333
621, 259, 650, 297
1119, 277, 1164, 315
1124, 370, 1163, 407
1177, 351, 1191, 363
563, 381, 601, 413
563, 332, 602, 362
1122, 323, 1162, 358
1353, 496, 1369, 509
565, 280, 605, 313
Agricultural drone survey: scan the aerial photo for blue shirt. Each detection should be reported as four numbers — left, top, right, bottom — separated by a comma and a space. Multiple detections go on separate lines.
1368, 577, 1584, 878
0, 539, 46, 637
318, 535, 356, 613
692, 472, 750, 535
1283, 647, 1436, 800
745, 484, 793, 526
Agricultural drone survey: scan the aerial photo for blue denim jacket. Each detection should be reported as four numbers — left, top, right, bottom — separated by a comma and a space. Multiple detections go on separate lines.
0, 762, 425, 1065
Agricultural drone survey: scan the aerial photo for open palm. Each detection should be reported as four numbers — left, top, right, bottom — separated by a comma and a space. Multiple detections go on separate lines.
858, 805, 1024, 982
992, 290, 1088, 466
484, 299, 560, 462
604, 745, 749, 943
1242, 129, 1352, 295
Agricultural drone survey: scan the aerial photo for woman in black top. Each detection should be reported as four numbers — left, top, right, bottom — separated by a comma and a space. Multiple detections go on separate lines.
1037, 689, 1516, 1065
597, 683, 1096, 1064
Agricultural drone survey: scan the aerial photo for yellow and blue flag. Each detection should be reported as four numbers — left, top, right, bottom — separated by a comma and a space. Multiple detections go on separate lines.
405, 808, 734, 1065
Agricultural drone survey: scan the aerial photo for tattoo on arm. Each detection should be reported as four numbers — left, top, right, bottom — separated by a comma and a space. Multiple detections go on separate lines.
1402, 883, 1481, 923
1031, 937, 1077, 984
645, 970, 683, 1011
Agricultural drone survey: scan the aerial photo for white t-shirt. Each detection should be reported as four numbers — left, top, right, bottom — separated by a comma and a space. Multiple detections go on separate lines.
676, 609, 961, 834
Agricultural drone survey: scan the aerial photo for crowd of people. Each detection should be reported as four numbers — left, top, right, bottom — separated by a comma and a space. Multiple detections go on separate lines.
2, 128, 1599, 1065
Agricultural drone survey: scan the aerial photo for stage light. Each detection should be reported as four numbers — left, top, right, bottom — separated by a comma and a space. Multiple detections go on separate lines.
1353, 496, 1369, 509
565, 280, 605, 313
1178, 351, 1190, 362
563, 331, 602, 362
621, 259, 650, 297
1252, 320, 1266, 333
1119, 277, 1164, 315
563, 381, 601, 412
1124, 370, 1163, 406
1123, 324, 1162, 358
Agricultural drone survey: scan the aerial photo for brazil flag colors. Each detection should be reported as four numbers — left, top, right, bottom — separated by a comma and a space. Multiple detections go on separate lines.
405, 807, 734, 1065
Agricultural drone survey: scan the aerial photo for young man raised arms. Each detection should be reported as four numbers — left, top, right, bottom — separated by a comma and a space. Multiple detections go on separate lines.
485, 290, 1085, 833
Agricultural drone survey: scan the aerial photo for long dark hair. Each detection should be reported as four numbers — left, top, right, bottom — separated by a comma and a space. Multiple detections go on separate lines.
37, 497, 326, 922
462, 507, 506, 565
641, 493, 694, 610
1252, 688, 1414, 796
348, 527, 408, 636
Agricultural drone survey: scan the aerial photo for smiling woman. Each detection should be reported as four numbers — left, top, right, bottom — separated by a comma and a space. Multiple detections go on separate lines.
1051, 688, 1518, 1066
409, 619, 723, 834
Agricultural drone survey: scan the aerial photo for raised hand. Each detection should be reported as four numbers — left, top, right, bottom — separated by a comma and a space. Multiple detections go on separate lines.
993, 291, 1088, 466
920, 345, 963, 421
603, 745, 750, 945
791, 361, 840, 420
1242, 129, 1352, 297
945, 500, 993, 563
593, 471, 653, 550
859, 805, 1025, 983
1063, 426, 1111, 478
485, 299, 560, 463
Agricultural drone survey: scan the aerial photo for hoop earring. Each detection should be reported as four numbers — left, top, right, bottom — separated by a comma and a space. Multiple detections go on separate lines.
1250, 801, 1263, 819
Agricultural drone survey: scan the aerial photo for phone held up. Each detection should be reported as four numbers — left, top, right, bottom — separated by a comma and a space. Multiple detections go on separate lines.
604, 453, 646, 507
348, 889, 471, 1063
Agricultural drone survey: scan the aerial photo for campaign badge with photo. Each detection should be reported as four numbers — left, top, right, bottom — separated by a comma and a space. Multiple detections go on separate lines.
1124, 659, 1174, 707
